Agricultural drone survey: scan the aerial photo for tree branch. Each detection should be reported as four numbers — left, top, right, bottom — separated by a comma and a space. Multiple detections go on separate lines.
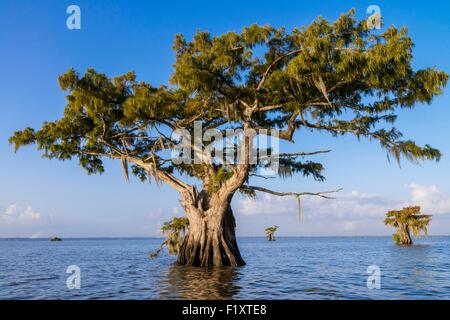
258, 150, 331, 160
243, 185, 343, 199
299, 116, 400, 149
256, 49, 302, 92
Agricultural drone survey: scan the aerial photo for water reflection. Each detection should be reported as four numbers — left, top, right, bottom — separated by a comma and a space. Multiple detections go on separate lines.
159, 264, 242, 299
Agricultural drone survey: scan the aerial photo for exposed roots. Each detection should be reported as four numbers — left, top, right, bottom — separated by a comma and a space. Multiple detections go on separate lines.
177, 207, 245, 267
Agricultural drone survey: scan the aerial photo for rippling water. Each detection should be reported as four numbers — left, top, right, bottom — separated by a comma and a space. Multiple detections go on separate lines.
1, 237, 450, 299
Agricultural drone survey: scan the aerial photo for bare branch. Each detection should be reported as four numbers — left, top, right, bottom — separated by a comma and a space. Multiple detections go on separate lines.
243, 185, 343, 199
256, 104, 284, 112
259, 150, 332, 160
249, 174, 276, 180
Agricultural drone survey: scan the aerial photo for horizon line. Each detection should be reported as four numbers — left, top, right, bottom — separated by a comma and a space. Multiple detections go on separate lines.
1, 235, 450, 240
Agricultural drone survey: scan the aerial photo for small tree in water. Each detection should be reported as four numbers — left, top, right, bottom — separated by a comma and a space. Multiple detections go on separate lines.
265, 226, 279, 241
150, 217, 189, 258
384, 206, 431, 245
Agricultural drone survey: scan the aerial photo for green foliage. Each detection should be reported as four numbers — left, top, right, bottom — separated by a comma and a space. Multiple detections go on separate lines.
392, 232, 402, 245
209, 167, 234, 192
161, 217, 189, 255
238, 185, 257, 199
265, 225, 279, 233
277, 158, 325, 180
9, 10, 447, 199
150, 217, 189, 258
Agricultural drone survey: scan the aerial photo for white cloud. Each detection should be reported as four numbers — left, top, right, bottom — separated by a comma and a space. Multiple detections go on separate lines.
236, 183, 450, 220
146, 208, 164, 219
0, 204, 42, 225
171, 206, 182, 215
29, 231, 44, 239
142, 206, 185, 236
236, 189, 396, 221
234, 183, 450, 236
305, 190, 403, 221
236, 194, 294, 216
343, 221, 357, 231
407, 183, 450, 215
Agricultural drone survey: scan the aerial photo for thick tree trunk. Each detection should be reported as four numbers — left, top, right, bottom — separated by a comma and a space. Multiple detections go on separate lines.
396, 224, 413, 245
177, 203, 245, 267
402, 226, 413, 245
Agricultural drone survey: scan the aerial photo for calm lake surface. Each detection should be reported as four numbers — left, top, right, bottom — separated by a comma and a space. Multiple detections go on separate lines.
1, 237, 449, 300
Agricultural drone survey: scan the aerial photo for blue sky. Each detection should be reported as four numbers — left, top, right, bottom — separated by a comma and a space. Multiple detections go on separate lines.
1, 0, 450, 237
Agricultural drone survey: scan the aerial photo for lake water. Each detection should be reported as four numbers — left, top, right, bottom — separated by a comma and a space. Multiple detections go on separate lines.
1, 237, 449, 300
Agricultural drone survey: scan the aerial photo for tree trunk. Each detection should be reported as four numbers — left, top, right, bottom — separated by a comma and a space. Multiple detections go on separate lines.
397, 224, 413, 245
402, 226, 413, 245
177, 203, 246, 267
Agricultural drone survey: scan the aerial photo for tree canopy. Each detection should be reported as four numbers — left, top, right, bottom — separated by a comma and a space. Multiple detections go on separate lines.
10, 10, 446, 204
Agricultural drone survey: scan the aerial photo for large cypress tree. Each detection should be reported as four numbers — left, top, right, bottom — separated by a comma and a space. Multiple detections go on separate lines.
10, 10, 447, 266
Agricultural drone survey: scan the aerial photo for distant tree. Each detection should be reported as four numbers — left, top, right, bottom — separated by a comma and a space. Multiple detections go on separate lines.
384, 206, 431, 245
10, 10, 447, 266
265, 226, 279, 241
150, 217, 189, 258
